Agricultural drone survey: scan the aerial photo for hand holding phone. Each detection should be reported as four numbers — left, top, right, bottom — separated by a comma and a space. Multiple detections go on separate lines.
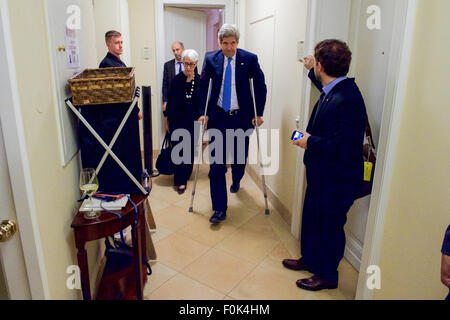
291, 130, 304, 141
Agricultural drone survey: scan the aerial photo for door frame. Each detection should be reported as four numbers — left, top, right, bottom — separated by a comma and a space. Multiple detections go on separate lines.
0, 0, 49, 299
154, 0, 235, 148
291, 0, 418, 300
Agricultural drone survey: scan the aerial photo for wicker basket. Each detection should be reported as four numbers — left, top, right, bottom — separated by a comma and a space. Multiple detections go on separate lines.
69, 67, 135, 106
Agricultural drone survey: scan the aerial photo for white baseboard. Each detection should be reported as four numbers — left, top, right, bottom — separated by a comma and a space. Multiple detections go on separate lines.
344, 234, 363, 271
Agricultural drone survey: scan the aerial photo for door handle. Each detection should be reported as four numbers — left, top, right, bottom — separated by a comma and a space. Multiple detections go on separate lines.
58, 45, 66, 52
0, 220, 17, 242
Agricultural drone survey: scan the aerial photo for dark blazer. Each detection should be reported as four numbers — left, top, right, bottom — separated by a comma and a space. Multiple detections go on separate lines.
99, 52, 126, 68
304, 69, 367, 200
162, 59, 176, 102
165, 72, 201, 124
199, 49, 267, 130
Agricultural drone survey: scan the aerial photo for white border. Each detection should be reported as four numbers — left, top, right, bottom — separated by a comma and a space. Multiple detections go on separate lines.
0, 0, 50, 299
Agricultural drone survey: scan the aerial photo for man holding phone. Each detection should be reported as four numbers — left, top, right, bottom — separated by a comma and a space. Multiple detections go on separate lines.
284, 39, 368, 291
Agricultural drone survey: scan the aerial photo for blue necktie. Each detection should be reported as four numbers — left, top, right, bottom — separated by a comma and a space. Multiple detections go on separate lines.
222, 57, 233, 112
177, 61, 182, 74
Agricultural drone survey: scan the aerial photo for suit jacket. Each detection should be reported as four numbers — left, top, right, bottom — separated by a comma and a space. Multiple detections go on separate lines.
99, 52, 126, 68
304, 69, 367, 200
162, 59, 176, 102
199, 49, 267, 130
165, 72, 201, 125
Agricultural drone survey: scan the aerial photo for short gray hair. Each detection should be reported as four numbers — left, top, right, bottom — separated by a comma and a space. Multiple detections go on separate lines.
182, 49, 199, 62
218, 24, 240, 43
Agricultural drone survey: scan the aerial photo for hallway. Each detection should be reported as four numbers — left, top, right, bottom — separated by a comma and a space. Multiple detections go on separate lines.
145, 165, 358, 300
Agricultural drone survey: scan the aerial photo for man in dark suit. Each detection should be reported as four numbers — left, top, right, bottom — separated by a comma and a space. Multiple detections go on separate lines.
198, 24, 267, 225
162, 41, 185, 124
283, 39, 367, 291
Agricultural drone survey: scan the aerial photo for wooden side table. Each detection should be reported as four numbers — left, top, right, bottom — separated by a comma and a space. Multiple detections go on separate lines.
71, 194, 148, 300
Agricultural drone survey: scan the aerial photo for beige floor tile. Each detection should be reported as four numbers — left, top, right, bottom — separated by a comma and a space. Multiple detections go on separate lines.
150, 226, 173, 243
146, 273, 225, 300
239, 214, 279, 241
228, 189, 267, 213
143, 262, 177, 297
153, 205, 203, 232
182, 248, 256, 294
260, 243, 295, 270
173, 192, 212, 217
216, 228, 279, 264
225, 206, 258, 228
177, 214, 238, 247
147, 197, 171, 214
154, 233, 210, 271
150, 183, 192, 204
267, 210, 296, 243
228, 264, 309, 300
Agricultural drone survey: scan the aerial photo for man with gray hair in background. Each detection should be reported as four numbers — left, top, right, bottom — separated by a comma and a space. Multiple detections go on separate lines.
163, 41, 186, 132
198, 24, 267, 225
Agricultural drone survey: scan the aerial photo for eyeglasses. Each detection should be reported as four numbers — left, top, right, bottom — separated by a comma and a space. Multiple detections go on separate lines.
183, 62, 196, 68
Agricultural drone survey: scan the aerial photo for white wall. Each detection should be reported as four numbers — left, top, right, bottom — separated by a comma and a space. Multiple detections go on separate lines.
93, 0, 131, 66
243, 0, 308, 223
6, 0, 100, 299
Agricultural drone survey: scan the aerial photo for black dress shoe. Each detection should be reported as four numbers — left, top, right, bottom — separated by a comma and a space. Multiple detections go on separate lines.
209, 211, 226, 224
282, 258, 312, 272
230, 182, 240, 193
296, 275, 338, 291
177, 186, 186, 194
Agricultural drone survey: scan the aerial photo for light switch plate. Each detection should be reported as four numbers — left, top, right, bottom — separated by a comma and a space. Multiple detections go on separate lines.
142, 47, 152, 60
297, 41, 305, 62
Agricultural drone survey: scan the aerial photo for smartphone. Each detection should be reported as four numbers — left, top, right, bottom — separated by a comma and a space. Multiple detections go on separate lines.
291, 130, 304, 141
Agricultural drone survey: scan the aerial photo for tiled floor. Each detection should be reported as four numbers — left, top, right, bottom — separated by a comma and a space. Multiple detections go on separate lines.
144, 164, 359, 300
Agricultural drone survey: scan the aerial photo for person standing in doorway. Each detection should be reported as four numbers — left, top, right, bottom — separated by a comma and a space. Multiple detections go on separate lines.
164, 49, 201, 194
198, 24, 267, 225
283, 39, 368, 291
163, 41, 186, 132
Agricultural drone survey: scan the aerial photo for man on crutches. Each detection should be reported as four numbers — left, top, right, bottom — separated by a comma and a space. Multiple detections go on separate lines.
197, 24, 267, 225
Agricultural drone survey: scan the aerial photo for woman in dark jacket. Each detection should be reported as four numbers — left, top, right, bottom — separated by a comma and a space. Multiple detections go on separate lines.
164, 49, 201, 194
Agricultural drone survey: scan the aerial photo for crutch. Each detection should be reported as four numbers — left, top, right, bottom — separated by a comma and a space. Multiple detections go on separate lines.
250, 78, 270, 215
189, 78, 213, 213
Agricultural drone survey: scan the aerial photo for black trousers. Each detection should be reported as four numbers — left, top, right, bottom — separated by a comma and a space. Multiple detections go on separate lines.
170, 121, 195, 187
300, 185, 355, 283
208, 109, 251, 211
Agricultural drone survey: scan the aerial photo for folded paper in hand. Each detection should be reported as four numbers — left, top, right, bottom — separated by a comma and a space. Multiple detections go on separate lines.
80, 195, 129, 212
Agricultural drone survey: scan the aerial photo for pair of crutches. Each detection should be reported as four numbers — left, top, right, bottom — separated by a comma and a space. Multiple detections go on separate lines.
189, 79, 270, 215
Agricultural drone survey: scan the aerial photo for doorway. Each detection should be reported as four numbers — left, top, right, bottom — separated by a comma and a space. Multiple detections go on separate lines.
164, 6, 224, 72
154, 0, 235, 147
292, 0, 417, 299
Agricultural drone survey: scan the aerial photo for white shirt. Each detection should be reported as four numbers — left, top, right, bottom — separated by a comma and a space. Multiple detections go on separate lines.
218, 54, 239, 111
175, 59, 184, 75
